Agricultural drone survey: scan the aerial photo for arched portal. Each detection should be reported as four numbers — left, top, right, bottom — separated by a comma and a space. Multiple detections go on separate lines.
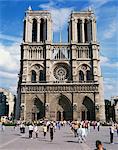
32, 97, 44, 121
82, 96, 95, 121
56, 94, 72, 121
57, 111, 61, 121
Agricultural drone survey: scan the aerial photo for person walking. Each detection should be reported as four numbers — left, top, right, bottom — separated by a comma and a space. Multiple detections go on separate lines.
43, 124, 47, 138
116, 124, 118, 136
109, 125, 114, 144
28, 123, 34, 139
34, 124, 38, 138
97, 121, 100, 132
50, 123, 54, 142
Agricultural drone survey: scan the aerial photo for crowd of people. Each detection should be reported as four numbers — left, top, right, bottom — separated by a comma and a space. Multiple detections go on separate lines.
0, 119, 118, 149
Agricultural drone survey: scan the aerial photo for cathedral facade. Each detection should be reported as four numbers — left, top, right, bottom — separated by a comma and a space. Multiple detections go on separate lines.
17, 8, 105, 122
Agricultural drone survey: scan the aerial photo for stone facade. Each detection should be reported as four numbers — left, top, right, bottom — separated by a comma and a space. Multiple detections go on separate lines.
0, 88, 15, 117
17, 8, 105, 122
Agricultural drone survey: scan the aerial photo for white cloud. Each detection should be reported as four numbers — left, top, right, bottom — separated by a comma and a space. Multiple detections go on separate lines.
0, 39, 20, 94
0, 33, 22, 42
100, 55, 118, 68
103, 77, 118, 99
0, 71, 17, 79
9, 84, 18, 95
100, 56, 109, 64
0, 42, 20, 72
39, 1, 73, 32
104, 20, 117, 39
89, 0, 110, 9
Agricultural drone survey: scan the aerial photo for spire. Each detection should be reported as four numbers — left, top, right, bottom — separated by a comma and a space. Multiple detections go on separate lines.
28, 6, 32, 11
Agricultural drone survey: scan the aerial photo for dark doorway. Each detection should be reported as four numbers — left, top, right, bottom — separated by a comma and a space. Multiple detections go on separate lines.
87, 111, 90, 120
57, 94, 72, 121
63, 111, 66, 120
82, 96, 95, 120
82, 111, 85, 120
33, 98, 44, 120
57, 111, 61, 121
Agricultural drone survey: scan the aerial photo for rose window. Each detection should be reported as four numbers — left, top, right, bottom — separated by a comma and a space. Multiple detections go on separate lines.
54, 66, 68, 80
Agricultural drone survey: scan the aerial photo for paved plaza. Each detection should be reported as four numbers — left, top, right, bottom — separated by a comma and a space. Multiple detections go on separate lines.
0, 126, 118, 150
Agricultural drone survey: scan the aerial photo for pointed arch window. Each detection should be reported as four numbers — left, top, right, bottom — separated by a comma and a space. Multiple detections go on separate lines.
86, 70, 93, 81
79, 70, 84, 81
39, 70, 44, 81
84, 19, 88, 42
77, 19, 81, 42
32, 19, 37, 42
40, 18, 44, 42
31, 70, 36, 82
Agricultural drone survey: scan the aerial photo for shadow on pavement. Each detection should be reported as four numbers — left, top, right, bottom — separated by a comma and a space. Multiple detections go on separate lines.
66, 140, 79, 143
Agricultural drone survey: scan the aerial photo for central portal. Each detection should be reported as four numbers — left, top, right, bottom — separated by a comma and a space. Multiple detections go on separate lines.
56, 94, 72, 121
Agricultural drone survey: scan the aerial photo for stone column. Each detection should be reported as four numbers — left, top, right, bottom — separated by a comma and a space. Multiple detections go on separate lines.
25, 18, 28, 42
37, 19, 40, 42
80, 19, 85, 43
71, 18, 75, 42
91, 18, 97, 42
74, 19, 78, 42
27, 18, 32, 42
47, 18, 52, 42
87, 20, 92, 42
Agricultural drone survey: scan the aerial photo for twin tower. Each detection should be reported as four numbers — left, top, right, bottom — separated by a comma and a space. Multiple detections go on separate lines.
17, 7, 105, 122
23, 8, 96, 43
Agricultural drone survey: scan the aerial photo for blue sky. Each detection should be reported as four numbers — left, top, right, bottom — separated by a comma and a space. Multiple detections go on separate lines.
0, 0, 118, 100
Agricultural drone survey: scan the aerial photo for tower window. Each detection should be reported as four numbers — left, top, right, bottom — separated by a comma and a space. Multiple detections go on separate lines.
84, 19, 88, 42
77, 19, 81, 42
40, 18, 44, 42
31, 70, 36, 82
39, 70, 44, 81
86, 70, 93, 81
79, 70, 84, 81
32, 19, 37, 42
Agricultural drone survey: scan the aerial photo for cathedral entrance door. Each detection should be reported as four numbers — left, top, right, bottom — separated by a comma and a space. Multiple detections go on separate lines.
82, 96, 94, 121
82, 111, 85, 120
33, 98, 44, 121
57, 111, 61, 121
57, 94, 72, 121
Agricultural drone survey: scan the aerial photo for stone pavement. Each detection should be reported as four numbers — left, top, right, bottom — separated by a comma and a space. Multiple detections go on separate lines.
0, 126, 118, 150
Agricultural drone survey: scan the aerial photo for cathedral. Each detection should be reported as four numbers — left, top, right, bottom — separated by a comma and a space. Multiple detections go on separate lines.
17, 7, 105, 122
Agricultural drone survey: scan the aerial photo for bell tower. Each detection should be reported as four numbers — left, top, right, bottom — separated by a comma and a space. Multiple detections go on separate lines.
23, 7, 52, 43
68, 11, 96, 43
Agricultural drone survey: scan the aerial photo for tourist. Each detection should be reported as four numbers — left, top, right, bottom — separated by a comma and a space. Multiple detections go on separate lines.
77, 124, 87, 143
20, 122, 25, 133
97, 121, 100, 132
28, 123, 34, 139
93, 121, 96, 130
73, 123, 78, 137
50, 123, 54, 142
95, 140, 106, 150
116, 124, 118, 136
109, 125, 115, 144
43, 124, 47, 138
34, 124, 38, 138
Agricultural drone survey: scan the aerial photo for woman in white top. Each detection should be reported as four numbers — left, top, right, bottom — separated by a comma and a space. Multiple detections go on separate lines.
43, 124, 47, 138
34, 124, 39, 138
